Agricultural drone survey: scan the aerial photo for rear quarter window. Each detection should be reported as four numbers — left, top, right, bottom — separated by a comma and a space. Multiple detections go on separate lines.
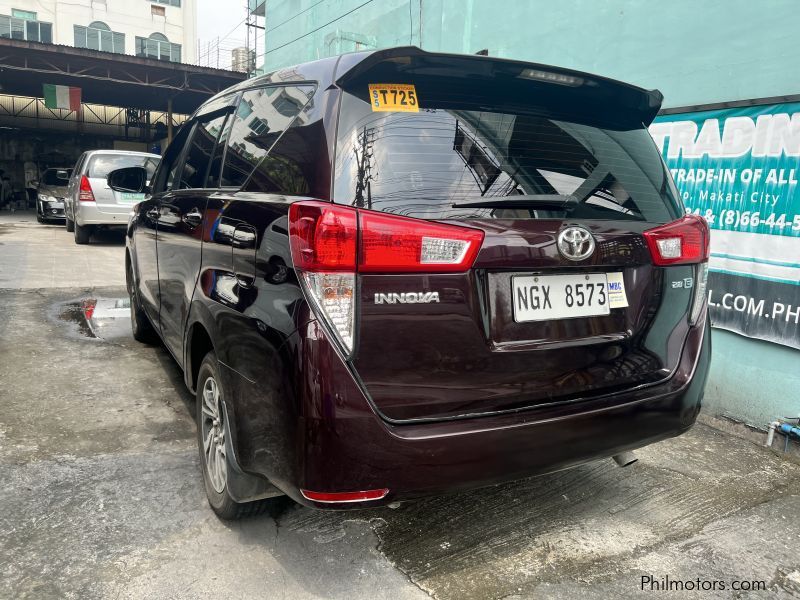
221, 84, 322, 196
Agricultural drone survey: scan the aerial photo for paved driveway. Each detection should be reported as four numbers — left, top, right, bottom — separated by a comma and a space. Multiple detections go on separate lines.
1, 212, 799, 599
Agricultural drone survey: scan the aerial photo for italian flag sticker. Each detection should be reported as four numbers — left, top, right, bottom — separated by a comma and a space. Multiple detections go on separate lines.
43, 84, 82, 111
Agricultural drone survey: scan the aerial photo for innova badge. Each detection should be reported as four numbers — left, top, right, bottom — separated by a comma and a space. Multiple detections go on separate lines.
557, 226, 595, 261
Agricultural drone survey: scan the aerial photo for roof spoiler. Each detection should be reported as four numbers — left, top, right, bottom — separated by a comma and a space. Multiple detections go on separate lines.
336, 46, 663, 127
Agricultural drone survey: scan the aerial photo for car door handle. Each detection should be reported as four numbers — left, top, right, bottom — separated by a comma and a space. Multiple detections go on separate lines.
182, 209, 203, 227
147, 207, 160, 221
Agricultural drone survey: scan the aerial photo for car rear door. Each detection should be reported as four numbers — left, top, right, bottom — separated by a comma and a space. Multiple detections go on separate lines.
156, 104, 235, 363
132, 128, 189, 327
313, 61, 709, 423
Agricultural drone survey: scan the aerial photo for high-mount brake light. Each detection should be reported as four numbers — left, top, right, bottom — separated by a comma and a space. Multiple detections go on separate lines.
288, 201, 485, 355
642, 215, 710, 266
79, 175, 96, 203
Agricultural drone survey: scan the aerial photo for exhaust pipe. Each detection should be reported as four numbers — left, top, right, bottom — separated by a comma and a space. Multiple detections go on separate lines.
613, 451, 638, 467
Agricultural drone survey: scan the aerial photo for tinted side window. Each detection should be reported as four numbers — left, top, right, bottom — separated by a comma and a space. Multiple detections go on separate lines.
150, 124, 190, 193
206, 115, 233, 188
178, 113, 230, 189
221, 85, 314, 189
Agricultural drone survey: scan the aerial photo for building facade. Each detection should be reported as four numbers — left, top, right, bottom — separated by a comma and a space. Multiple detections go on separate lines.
0, 0, 196, 63
254, 0, 800, 430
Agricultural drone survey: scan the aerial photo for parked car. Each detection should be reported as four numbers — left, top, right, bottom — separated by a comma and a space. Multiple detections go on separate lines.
36, 168, 72, 223
119, 47, 711, 519
65, 150, 159, 244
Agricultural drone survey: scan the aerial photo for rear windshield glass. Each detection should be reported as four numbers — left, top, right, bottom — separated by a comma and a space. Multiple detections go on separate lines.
333, 91, 682, 223
87, 155, 159, 180
42, 169, 71, 185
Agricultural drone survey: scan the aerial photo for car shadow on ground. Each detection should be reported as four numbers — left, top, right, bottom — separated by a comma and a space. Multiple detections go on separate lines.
87, 227, 127, 246
150, 338, 196, 417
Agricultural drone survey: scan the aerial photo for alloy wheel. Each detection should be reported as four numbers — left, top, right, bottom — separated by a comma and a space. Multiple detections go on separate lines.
201, 376, 227, 494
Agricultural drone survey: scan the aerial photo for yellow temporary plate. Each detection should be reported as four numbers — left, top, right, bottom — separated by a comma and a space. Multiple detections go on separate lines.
368, 83, 419, 112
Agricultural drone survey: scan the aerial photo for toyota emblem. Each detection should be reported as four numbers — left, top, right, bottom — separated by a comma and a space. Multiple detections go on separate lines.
557, 226, 595, 261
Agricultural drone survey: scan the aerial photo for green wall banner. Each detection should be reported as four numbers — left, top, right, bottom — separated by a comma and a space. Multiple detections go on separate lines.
651, 104, 800, 349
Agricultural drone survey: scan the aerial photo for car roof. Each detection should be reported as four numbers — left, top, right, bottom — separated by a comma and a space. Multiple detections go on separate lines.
196, 46, 663, 126
82, 150, 160, 158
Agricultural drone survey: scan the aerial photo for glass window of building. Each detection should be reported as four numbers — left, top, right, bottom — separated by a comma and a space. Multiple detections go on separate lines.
0, 14, 52, 43
135, 32, 182, 62
74, 21, 125, 54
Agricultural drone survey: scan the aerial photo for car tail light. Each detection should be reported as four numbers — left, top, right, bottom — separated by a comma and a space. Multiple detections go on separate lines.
288, 201, 485, 355
644, 215, 711, 326
359, 211, 484, 273
79, 176, 95, 202
642, 215, 710, 266
300, 488, 389, 503
689, 262, 709, 326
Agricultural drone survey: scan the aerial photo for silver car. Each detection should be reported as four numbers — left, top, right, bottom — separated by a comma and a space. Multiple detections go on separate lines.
65, 150, 160, 244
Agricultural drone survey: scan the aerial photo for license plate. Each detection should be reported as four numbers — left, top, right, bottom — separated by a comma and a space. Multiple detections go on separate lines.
120, 193, 145, 202
51, 201, 64, 209
512, 273, 611, 322
368, 83, 419, 112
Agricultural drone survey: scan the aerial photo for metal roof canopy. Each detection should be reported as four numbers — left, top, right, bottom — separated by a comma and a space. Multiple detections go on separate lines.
0, 38, 247, 115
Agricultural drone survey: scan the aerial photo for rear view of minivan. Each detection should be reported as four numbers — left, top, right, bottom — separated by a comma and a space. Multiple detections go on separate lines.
124, 47, 710, 518
66, 150, 159, 244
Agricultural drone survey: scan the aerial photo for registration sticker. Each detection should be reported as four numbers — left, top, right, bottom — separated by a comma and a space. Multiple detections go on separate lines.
368, 84, 419, 112
606, 272, 629, 309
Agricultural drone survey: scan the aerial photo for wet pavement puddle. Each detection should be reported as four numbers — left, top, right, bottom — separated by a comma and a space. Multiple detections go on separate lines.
56, 297, 132, 340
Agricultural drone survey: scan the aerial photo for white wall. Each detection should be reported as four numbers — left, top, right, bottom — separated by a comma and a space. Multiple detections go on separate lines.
0, 0, 197, 63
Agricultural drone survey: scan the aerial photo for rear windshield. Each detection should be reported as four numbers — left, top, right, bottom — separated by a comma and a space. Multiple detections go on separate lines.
333, 91, 682, 223
87, 155, 159, 180
42, 169, 71, 185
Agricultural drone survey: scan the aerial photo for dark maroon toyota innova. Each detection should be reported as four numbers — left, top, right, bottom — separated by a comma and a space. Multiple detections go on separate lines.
118, 47, 711, 518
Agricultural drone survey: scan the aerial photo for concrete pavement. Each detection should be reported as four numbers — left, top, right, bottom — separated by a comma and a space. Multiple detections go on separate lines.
1, 212, 799, 599
0, 211, 126, 289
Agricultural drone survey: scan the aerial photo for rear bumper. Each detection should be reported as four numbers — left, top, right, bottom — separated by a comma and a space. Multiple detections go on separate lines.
240, 317, 710, 509
75, 202, 130, 226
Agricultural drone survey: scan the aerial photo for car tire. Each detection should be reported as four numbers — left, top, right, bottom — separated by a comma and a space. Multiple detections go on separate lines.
37, 212, 44, 224
65, 214, 75, 232
196, 352, 277, 520
127, 263, 158, 344
74, 222, 92, 244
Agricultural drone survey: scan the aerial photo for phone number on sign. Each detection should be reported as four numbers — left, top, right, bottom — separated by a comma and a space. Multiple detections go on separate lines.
686, 208, 800, 231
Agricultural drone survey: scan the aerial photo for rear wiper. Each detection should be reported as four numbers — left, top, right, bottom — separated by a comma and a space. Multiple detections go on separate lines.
451, 194, 576, 210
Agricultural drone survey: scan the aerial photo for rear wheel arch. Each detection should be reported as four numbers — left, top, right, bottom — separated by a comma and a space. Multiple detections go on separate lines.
187, 320, 214, 395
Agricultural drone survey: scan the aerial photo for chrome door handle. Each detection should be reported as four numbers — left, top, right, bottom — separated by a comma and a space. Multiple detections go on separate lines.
146, 207, 160, 221
183, 209, 202, 227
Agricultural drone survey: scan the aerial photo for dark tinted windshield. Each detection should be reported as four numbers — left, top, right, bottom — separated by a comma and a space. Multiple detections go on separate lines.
87, 155, 159, 179
42, 169, 71, 186
334, 92, 682, 223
